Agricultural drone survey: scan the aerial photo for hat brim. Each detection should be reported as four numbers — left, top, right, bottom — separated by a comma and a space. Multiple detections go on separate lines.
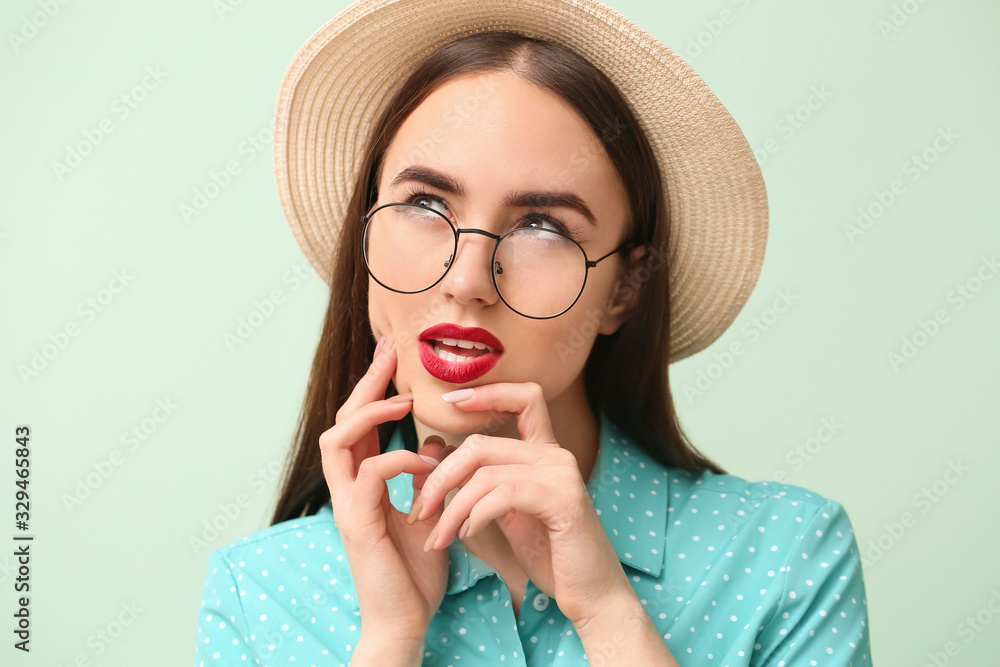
273, 0, 768, 362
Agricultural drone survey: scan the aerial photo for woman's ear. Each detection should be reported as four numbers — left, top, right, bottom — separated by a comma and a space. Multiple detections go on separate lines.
597, 244, 650, 335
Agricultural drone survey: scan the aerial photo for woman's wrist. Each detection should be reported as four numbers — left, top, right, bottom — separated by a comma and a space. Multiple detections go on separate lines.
572, 584, 680, 666
353, 631, 425, 666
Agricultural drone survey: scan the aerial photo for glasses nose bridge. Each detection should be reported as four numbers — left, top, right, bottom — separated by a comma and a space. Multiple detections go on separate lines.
431, 222, 502, 310
445, 225, 501, 269
455, 225, 501, 246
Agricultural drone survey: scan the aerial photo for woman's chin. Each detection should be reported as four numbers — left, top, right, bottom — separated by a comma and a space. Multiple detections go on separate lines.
411, 395, 512, 439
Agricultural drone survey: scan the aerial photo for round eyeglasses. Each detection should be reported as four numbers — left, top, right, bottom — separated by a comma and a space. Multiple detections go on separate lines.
362, 202, 636, 319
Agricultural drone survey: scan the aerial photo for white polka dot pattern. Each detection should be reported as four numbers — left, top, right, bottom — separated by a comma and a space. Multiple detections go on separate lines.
193, 412, 871, 665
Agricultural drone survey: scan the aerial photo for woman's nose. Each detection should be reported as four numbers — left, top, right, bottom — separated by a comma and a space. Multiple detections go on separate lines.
437, 229, 500, 309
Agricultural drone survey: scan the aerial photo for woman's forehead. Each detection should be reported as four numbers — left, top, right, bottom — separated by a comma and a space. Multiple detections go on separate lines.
390, 73, 595, 159
381, 72, 627, 220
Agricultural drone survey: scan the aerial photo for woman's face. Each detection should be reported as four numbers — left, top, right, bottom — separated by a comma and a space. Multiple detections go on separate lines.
369, 71, 637, 436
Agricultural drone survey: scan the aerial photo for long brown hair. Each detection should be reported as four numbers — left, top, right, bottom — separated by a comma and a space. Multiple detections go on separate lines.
270, 31, 723, 525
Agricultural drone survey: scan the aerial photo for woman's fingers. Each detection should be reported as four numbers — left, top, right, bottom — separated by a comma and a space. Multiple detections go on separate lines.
319, 395, 413, 507
415, 432, 576, 522
415, 381, 562, 521
407, 439, 456, 525
352, 449, 438, 517
337, 335, 399, 418
422, 463, 554, 551
443, 382, 557, 444
413, 436, 448, 492
321, 333, 405, 500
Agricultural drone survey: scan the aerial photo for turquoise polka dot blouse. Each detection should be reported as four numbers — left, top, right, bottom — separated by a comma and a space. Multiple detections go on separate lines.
195, 412, 872, 665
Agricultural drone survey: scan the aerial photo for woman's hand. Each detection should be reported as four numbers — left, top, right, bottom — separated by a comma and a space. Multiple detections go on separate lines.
318, 335, 449, 646
409, 382, 633, 627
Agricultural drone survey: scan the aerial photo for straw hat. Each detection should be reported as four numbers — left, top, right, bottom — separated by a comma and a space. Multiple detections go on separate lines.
272, 0, 767, 362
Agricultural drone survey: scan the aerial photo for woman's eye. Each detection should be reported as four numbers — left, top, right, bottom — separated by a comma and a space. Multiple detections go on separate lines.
522, 215, 570, 237
410, 193, 448, 214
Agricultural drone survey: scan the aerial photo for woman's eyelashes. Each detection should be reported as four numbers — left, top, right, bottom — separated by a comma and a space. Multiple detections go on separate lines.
400, 188, 582, 240
519, 211, 580, 240
404, 188, 450, 215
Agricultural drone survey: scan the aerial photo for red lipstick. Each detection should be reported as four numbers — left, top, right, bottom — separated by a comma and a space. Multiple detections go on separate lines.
418, 323, 504, 384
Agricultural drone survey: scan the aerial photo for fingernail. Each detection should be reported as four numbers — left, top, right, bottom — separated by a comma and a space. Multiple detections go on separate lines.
423, 525, 440, 552
373, 335, 386, 360
442, 388, 474, 403
439, 445, 458, 461
458, 517, 471, 540
418, 454, 440, 467
407, 495, 423, 525
417, 491, 437, 522
423, 435, 446, 448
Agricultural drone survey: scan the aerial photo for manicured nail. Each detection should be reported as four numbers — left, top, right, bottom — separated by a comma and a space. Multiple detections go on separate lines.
423, 525, 440, 552
419, 454, 440, 467
423, 435, 446, 448
407, 494, 423, 525
373, 335, 386, 360
442, 388, 474, 403
417, 492, 436, 522
458, 517, 471, 540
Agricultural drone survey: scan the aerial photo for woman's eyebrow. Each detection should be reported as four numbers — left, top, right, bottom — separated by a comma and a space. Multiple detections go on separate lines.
390, 165, 465, 196
505, 191, 597, 226
389, 165, 597, 226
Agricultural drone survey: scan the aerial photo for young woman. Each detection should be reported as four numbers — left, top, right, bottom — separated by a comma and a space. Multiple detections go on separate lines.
195, 1, 871, 665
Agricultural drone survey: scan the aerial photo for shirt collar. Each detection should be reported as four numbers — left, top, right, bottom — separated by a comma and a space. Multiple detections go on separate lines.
374, 411, 669, 603
585, 413, 669, 576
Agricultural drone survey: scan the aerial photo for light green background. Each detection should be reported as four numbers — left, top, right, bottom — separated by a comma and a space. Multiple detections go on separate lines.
2, 0, 997, 664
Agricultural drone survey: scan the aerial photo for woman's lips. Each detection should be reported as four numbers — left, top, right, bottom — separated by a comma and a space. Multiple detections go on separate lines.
418, 323, 504, 384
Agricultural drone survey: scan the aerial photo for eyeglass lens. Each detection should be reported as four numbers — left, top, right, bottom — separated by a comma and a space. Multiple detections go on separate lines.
364, 203, 588, 318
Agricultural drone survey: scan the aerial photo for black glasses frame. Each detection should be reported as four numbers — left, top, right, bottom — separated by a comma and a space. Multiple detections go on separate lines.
362, 202, 637, 319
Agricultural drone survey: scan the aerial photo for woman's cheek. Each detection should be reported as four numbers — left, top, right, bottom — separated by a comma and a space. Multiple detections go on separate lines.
367, 289, 387, 342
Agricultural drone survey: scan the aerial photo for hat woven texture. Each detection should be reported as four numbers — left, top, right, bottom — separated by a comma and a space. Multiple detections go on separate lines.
273, 0, 768, 362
